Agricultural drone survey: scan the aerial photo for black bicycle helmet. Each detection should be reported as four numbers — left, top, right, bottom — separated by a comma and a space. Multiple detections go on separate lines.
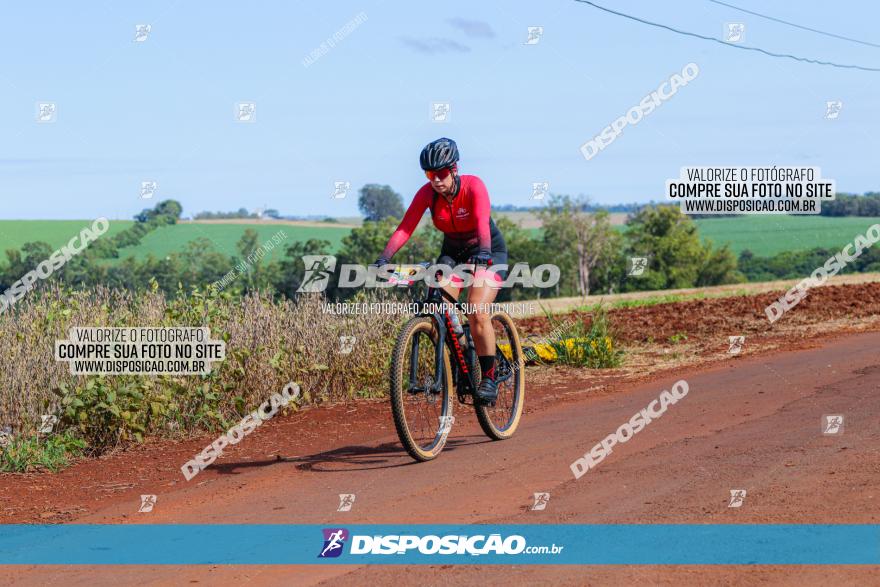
419, 137, 459, 171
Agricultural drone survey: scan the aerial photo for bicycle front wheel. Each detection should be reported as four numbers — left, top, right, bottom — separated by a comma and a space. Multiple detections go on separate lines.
389, 316, 454, 461
475, 311, 525, 440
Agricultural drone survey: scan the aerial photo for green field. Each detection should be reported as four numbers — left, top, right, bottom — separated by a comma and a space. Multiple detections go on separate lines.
2, 216, 878, 262
0, 220, 134, 253
521, 215, 880, 257
115, 223, 351, 263
0, 221, 351, 263
692, 216, 880, 256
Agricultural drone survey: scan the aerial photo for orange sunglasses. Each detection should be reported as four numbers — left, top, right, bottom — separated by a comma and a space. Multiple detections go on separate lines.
425, 165, 456, 181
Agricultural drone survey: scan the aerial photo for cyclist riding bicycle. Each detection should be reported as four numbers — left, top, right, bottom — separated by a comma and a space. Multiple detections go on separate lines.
374, 137, 508, 404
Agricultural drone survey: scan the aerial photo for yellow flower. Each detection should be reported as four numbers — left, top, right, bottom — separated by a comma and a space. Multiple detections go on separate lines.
534, 343, 557, 361
498, 343, 513, 360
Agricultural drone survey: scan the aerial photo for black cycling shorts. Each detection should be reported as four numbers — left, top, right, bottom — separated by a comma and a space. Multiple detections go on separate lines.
436, 217, 508, 282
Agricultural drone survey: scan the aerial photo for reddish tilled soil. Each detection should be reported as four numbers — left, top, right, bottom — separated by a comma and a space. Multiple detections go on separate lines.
519, 282, 880, 345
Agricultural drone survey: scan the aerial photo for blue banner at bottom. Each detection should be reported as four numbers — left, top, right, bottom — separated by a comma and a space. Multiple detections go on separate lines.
0, 524, 877, 565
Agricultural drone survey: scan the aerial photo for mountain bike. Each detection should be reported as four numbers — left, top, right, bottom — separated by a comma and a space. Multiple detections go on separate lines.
388, 263, 525, 462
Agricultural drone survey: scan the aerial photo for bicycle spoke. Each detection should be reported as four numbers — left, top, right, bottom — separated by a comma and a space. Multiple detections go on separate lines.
473, 312, 524, 440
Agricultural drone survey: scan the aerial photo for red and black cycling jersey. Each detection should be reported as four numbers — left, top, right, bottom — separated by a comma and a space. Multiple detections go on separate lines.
381, 174, 497, 259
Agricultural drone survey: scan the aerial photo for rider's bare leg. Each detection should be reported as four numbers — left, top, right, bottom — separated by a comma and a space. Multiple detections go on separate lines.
466, 276, 500, 357
439, 282, 461, 305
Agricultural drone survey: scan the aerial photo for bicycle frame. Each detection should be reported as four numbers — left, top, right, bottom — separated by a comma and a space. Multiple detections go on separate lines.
407, 286, 478, 404
390, 262, 524, 459
401, 264, 515, 406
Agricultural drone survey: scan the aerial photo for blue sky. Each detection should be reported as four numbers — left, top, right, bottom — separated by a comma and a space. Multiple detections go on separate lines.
0, 0, 878, 220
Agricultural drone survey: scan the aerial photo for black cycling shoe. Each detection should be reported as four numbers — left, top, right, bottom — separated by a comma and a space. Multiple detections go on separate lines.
475, 377, 498, 405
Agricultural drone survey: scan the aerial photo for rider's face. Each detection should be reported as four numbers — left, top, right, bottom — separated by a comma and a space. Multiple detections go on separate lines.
428, 168, 455, 194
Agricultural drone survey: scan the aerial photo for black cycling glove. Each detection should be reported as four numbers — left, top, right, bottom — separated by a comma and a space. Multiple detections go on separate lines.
469, 251, 493, 267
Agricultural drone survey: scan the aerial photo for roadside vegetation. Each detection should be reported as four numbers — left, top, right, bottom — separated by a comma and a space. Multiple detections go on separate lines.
0, 285, 406, 471
520, 306, 624, 368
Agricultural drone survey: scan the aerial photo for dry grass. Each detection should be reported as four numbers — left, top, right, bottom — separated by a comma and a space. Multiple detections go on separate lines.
0, 285, 407, 439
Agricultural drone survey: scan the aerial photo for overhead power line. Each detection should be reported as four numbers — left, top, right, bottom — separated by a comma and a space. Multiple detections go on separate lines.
708, 0, 880, 49
572, 0, 880, 72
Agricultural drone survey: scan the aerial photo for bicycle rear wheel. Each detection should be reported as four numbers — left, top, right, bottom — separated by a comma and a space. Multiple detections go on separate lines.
389, 316, 454, 461
475, 311, 525, 440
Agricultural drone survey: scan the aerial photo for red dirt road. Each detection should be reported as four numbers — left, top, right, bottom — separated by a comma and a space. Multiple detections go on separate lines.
5, 329, 879, 585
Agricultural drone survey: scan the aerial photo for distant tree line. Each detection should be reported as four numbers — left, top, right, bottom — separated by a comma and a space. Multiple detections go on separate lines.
495, 191, 880, 218
189, 191, 880, 223
820, 192, 880, 217
738, 246, 880, 282
3, 187, 880, 306
194, 208, 280, 220
492, 201, 657, 213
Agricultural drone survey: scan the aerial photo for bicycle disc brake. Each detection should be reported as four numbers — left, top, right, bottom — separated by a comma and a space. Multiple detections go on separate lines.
494, 354, 514, 384
424, 374, 440, 403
